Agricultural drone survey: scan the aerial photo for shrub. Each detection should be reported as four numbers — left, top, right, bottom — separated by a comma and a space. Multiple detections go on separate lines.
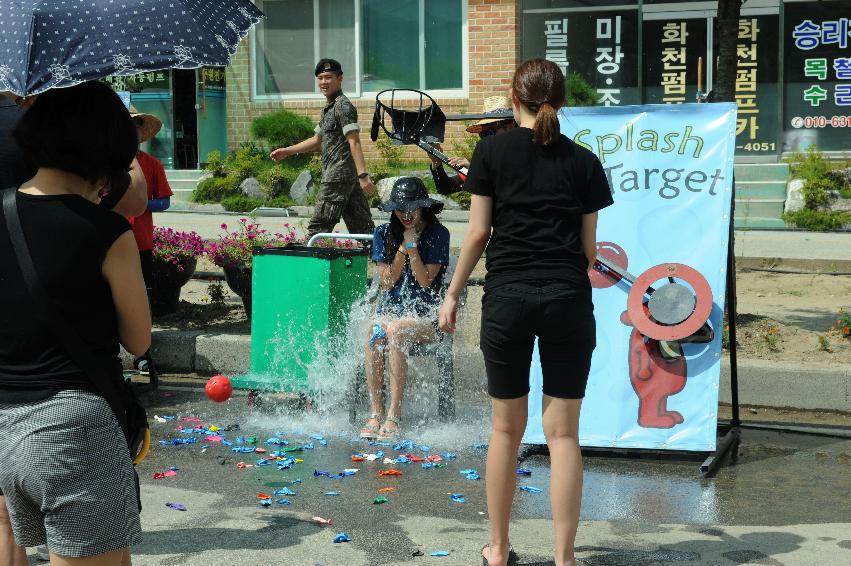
207, 218, 301, 268
220, 194, 265, 213
251, 109, 315, 149
257, 165, 299, 198
451, 133, 479, 162
205, 150, 226, 177
565, 72, 600, 107
450, 191, 471, 210
801, 177, 833, 210
308, 153, 323, 183
152, 227, 205, 270
192, 175, 239, 203
786, 144, 832, 182
268, 194, 296, 209
227, 143, 265, 181
375, 132, 405, 168
782, 209, 851, 231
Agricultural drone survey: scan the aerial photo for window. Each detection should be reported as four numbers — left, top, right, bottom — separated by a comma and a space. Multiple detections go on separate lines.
253, 0, 465, 98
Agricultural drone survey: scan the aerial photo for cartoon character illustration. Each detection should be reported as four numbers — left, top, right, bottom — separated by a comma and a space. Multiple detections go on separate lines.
592, 242, 714, 429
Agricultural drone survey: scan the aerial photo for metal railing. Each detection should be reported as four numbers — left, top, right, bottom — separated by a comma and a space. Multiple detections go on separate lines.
306, 233, 374, 247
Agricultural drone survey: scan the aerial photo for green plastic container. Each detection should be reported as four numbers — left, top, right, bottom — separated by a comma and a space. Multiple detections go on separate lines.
230, 245, 368, 392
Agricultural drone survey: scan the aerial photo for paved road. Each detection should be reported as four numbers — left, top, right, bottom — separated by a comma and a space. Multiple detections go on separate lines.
25, 387, 851, 565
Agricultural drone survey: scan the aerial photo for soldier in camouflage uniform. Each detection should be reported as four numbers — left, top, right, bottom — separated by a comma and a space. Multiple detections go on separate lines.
270, 58, 376, 237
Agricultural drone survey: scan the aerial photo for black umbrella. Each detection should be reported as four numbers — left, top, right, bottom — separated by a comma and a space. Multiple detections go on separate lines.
0, 0, 264, 97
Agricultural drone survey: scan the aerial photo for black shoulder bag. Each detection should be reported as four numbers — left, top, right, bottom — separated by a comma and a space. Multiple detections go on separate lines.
2, 189, 150, 464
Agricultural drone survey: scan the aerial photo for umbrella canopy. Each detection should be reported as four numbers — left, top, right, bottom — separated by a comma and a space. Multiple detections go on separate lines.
0, 0, 264, 97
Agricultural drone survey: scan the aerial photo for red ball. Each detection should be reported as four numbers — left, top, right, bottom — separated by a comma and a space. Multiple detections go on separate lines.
205, 375, 233, 403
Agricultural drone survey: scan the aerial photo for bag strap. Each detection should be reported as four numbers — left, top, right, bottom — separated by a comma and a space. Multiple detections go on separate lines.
2, 189, 128, 432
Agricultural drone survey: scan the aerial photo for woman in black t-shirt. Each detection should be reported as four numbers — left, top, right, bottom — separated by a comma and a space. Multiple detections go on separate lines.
439, 59, 613, 566
0, 82, 151, 565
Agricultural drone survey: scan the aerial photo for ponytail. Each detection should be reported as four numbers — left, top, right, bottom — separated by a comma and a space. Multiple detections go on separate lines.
511, 58, 566, 146
533, 102, 560, 146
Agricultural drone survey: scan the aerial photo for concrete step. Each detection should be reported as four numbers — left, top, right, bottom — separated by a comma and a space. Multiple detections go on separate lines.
171, 188, 195, 203
735, 198, 785, 219
166, 169, 206, 181
733, 216, 788, 230
735, 180, 788, 200
733, 163, 790, 183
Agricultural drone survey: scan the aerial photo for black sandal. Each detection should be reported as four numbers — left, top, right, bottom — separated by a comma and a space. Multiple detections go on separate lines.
481, 544, 519, 566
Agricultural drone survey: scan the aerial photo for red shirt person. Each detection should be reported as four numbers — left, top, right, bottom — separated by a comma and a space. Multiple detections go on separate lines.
128, 107, 172, 284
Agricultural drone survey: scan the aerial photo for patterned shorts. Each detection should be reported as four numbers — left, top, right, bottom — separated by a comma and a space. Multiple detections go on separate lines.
0, 390, 142, 557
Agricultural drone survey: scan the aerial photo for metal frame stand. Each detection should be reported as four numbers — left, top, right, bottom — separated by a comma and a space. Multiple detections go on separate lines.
700, 179, 741, 477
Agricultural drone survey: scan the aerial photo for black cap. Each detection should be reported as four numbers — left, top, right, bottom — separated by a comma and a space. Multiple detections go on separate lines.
378, 177, 444, 214
315, 58, 343, 76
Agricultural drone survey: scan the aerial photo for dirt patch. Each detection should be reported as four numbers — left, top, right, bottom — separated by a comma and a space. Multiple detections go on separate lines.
726, 312, 850, 364
152, 279, 249, 333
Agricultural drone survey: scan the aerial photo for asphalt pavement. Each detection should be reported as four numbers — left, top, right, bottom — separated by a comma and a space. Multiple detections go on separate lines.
24, 387, 849, 566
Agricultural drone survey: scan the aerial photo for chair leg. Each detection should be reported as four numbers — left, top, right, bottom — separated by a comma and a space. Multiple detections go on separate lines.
437, 344, 455, 422
349, 365, 364, 425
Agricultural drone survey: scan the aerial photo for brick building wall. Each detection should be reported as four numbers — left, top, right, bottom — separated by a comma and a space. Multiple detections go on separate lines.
225, 0, 520, 163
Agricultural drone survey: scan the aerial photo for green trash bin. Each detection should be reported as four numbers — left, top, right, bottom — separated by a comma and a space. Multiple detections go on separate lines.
230, 245, 369, 392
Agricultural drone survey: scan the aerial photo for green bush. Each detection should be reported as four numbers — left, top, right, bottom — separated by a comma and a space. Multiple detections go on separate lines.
220, 194, 265, 213
375, 132, 406, 168
565, 72, 600, 107
257, 165, 301, 198
267, 194, 296, 209
801, 177, 833, 210
450, 191, 471, 210
192, 175, 240, 203
228, 143, 265, 181
782, 209, 851, 231
205, 150, 227, 177
251, 109, 315, 149
308, 154, 323, 184
451, 133, 479, 162
786, 144, 832, 182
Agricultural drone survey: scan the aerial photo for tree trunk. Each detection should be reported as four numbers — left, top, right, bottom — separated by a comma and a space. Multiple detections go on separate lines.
713, 0, 743, 102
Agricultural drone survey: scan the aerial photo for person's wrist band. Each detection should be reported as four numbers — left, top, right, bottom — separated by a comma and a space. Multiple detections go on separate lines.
358, 172, 370, 179
405, 242, 416, 249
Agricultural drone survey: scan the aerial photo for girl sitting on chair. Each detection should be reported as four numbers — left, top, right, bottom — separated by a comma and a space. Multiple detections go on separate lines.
361, 177, 450, 440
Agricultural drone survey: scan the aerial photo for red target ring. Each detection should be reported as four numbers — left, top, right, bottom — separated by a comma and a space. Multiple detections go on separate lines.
626, 263, 713, 341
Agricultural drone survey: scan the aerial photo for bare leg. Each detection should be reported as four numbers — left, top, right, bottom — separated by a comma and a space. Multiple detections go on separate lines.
0, 495, 27, 566
484, 396, 528, 566
384, 319, 436, 429
50, 547, 130, 566
363, 328, 387, 422
542, 395, 584, 566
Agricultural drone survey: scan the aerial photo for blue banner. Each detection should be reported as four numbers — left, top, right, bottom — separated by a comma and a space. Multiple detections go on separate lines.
523, 103, 737, 452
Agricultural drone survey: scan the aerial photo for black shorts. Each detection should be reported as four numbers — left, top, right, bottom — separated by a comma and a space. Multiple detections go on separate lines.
480, 279, 596, 400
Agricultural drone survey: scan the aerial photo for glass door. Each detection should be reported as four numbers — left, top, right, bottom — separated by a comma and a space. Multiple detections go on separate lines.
197, 67, 228, 167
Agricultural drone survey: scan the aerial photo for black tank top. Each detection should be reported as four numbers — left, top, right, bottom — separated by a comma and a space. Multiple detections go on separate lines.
0, 190, 130, 403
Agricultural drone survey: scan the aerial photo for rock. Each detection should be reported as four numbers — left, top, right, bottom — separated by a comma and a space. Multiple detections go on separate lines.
289, 170, 315, 205
785, 178, 805, 213
377, 176, 403, 203
834, 198, 851, 212
239, 177, 263, 199
198, 171, 213, 183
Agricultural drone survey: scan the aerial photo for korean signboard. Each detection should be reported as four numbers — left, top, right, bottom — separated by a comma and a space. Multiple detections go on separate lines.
643, 19, 706, 105
783, 1, 851, 152
522, 10, 639, 105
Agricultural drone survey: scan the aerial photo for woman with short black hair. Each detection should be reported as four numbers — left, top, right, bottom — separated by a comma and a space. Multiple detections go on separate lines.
440, 59, 613, 566
0, 81, 151, 565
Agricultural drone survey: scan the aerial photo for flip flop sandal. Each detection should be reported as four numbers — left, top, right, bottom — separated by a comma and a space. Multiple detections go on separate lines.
359, 413, 383, 439
481, 544, 519, 566
378, 415, 401, 440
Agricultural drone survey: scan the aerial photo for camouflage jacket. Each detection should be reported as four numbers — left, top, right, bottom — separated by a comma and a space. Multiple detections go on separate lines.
314, 90, 359, 183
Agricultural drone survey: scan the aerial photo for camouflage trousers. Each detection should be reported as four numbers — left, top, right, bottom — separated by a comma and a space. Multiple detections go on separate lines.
307, 179, 375, 237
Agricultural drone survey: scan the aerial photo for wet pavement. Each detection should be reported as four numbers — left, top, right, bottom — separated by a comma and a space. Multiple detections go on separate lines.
40, 385, 851, 565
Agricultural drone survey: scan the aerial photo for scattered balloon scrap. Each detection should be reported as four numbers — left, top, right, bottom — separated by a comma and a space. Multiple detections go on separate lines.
519, 486, 543, 493
373, 496, 389, 504
431, 551, 450, 557
165, 502, 186, 511
516, 467, 532, 476
333, 533, 351, 543
312, 516, 332, 526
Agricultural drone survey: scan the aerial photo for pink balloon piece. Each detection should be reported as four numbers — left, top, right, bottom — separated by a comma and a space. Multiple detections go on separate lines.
205, 435, 223, 443
179, 417, 203, 423
312, 516, 332, 526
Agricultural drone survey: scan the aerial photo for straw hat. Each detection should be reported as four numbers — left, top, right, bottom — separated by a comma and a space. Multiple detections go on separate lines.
129, 105, 162, 142
465, 95, 514, 134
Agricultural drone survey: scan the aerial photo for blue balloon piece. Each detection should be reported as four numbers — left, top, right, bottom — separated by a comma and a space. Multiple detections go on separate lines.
396, 456, 411, 464
393, 439, 414, 451
161, 415, 176, 421
274, 487, 296, 496
303, 443, 315, 450
450, 494, 465, 503
221, 440, 233, 446
516, 468, 532, 476
260, 499, 272, 507
342, 470, 357, 476
312, 434, 325, 440
519, 486, 543, 493
235, 436, 246, 444
431, 551, 449, 556
276, 498, 291, 505
166, 502, 186, 511
325, 491, 341, 496
459, 469, 476, 475
375, 451, 385, 458
472, 442, 488, 449
266, 438, 281, 445
466, 472, 480, 480
440, 452, 457, 460
291, 479, 302, 484
314, 470, 331, 477
329, 474, 344, 479
333, 533, 351, 543
256, 459, 270, 466
419, 445, 430, 452
421, 462, 434, 469
319, 439, 328, 446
